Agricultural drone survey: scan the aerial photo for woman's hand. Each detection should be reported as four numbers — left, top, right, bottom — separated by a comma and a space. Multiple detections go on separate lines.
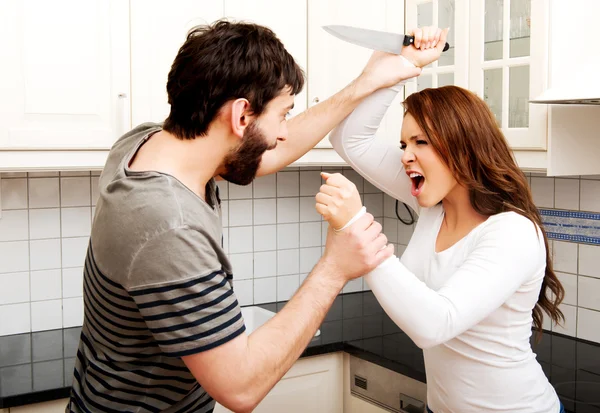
401, 26, 449, 68
315, 172, 363, 230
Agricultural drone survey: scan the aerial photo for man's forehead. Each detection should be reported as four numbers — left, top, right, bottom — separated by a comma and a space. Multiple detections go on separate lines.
270, 89, 295, 107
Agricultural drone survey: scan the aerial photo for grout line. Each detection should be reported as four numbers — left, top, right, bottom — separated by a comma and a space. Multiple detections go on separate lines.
26, 173, 33, 334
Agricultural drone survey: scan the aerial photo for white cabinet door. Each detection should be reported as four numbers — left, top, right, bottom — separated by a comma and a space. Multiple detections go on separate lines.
469, 0, 549, 150
0, 0, 130, 150
214, 353, 344, 413
223, 0, 308, 119
404, 0, 469, 95
307, 0, 405, 148
9, 398, 69, 412
130, 0, 224, 126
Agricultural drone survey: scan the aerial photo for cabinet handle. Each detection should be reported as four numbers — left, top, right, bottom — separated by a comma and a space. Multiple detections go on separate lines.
117, 93, 129, 136
312, 97, 320, 104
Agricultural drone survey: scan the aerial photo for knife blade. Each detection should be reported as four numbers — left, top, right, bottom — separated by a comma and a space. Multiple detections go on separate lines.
322, 25, 450, 54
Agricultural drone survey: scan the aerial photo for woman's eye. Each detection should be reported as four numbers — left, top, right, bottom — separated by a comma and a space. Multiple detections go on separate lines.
416, 140, 427, 145
400, 143, 407, 150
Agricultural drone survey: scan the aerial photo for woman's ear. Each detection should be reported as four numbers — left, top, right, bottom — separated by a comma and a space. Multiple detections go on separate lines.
230, 98, 252, 138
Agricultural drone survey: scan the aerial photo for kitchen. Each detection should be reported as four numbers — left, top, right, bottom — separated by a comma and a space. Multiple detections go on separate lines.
1, 0, 600, 412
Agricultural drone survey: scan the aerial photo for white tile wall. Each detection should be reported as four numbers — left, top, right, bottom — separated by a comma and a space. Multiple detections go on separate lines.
0, 170, 599, 345
0, 172, 94, 337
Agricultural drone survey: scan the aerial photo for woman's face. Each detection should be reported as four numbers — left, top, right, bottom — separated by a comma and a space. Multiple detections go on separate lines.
400, 113, 458, 208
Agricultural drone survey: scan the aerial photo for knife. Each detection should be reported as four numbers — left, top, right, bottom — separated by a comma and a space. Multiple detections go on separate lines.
322, 25, 450, 54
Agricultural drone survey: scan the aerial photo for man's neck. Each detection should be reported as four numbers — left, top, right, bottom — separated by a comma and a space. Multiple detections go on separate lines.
129, 129, 229, 200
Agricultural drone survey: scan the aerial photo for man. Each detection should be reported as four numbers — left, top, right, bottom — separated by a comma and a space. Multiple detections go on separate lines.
67, 20, 441, 413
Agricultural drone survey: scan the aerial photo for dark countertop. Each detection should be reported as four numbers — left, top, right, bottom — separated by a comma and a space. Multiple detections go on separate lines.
1, 291, 599, 412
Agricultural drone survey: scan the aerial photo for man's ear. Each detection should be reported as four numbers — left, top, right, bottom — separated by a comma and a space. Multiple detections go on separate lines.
230, 98, 252, 138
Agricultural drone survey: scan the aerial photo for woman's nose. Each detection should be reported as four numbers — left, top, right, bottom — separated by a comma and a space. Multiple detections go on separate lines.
401, 149, 415, 165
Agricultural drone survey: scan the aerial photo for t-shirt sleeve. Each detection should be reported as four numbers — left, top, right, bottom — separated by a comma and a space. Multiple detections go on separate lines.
124, 226, 246, 357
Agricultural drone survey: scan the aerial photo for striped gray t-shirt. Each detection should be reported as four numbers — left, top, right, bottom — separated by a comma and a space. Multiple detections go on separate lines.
66, 123, 246, 413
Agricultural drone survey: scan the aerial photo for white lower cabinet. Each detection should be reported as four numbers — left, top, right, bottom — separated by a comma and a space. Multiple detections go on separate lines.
214, 352, 344, 413
8, 398, 68, 413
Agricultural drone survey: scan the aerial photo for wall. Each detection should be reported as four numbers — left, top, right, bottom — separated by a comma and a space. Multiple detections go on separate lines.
0, 169, 599, 345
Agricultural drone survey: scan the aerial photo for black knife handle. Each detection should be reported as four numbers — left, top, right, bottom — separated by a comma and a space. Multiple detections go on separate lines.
403, 35, 450, 52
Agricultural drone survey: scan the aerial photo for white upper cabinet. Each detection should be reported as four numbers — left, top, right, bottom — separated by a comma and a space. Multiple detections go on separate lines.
223, 0, 308, 119
404, 0, 469, 94
405, 0, 549, 154
307, 0, 405, 148
130, 0, 224, 127
469, 0, 548, 150
0, 0, 130, 150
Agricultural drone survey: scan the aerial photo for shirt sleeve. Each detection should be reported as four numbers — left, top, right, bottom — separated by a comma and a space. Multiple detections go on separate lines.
328, 56, 420, 215
125, 226, 245, 357
364, 213, 546, 349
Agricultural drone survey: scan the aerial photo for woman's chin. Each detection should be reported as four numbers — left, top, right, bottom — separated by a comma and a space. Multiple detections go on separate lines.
416, 193, 440, 208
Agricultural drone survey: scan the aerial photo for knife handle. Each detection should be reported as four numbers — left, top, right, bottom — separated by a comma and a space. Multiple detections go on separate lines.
403, 35, 450, 52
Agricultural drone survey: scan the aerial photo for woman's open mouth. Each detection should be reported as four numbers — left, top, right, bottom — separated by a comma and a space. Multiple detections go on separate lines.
409, 172, 425, 197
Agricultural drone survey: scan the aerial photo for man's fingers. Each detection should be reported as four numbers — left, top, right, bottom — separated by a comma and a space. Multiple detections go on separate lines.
374, 244, 395, 265
363, 219, 383, 244
348, 212, 374, 232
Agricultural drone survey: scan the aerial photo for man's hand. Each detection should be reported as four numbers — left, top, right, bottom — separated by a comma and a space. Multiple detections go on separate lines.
401, 26, 450, 68
321, 213, 393, 283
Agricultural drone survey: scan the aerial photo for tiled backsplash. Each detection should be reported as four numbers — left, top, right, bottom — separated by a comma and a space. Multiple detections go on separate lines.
1, 170, 599, 346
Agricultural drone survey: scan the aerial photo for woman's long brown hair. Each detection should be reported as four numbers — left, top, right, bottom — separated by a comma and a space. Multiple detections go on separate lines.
403, 86, 564, 338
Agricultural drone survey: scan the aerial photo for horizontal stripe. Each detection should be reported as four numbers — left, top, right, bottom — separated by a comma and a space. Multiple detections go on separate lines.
151, 299, 239, 334
83, 369, 160, 412
88, 368, 173, 408
74, 369, 132, 413
83, 296, 153, 343
79, 336, 196, 384
83, 307, 158, 350
85, 259, 138, 310
88, 243, 135, 297
143, 287, 234, 321
88, 361, 188, 398
129, 269, 222, 296
70, 390, 92, 413
135, 275, 229, 309
167, 324, 246, 357
174, 390, 214, 413
157, 306, 242, 346
83, 281, 148, 332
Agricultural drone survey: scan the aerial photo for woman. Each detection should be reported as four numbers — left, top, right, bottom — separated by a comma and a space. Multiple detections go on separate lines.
316, 28, 565, 413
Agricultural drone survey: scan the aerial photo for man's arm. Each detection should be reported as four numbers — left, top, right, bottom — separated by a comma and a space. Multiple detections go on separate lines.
182, 213, 392, 413
256, 76, 375, 177
256, 52, 423, 177
256, 26, 449, 177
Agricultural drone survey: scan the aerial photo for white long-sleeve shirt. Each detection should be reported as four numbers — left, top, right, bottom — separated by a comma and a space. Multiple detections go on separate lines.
329, 67, 560, 413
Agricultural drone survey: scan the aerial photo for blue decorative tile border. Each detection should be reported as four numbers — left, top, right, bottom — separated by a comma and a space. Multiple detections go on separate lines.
539, 209, 600, 245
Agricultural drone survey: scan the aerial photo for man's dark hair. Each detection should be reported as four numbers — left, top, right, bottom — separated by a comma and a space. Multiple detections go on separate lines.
163, 19, 305, 140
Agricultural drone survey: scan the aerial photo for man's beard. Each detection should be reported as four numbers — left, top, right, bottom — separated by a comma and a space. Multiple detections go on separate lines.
221, 121, 275, 186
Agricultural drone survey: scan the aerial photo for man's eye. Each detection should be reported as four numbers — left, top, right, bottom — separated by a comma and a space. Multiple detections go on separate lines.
400, 143, 406, 150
